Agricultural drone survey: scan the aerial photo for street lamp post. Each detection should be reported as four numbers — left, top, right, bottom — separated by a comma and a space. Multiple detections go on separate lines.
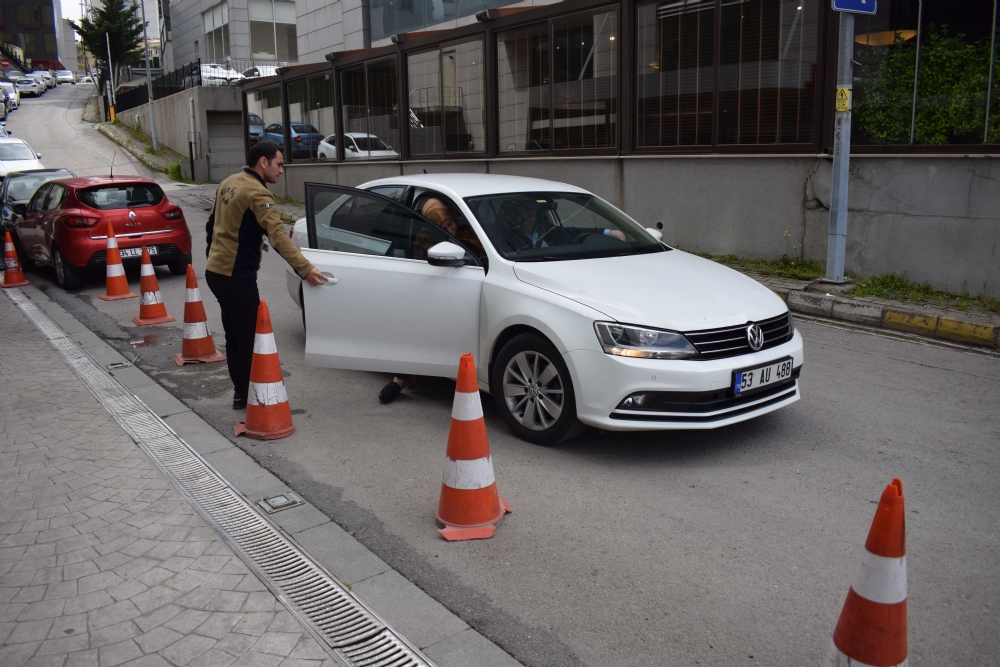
136, 0, 159, 150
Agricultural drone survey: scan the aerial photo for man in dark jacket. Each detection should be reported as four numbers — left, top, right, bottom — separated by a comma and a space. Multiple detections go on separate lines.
205, 140, 326, 409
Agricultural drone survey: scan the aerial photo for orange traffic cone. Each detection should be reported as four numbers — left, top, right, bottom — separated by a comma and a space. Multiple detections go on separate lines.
174, 265, 226, 366
235, 300, 294, 440
436, 353, 511, 541
2, 231, 30, 288
99, 222, 137, 300
132, 248, 175, 326
823, 479, 908, 667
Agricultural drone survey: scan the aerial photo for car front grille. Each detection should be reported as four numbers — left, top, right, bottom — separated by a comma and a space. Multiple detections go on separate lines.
685, 312, 793, 360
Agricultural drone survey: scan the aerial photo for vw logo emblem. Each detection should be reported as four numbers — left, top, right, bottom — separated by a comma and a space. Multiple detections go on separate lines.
128, 210, 137, 221
746, 323, 764, 351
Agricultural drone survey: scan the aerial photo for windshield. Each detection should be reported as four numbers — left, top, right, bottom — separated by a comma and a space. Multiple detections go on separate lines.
248, 113, 263, 125
0, 144, 37, 161
78, 184, 164, 210
353, 136, 392, 151
5, 171, 73, 203
465, 192, 665, 262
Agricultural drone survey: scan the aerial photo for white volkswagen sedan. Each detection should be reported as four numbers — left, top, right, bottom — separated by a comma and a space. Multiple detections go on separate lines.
287, 175, 803, 444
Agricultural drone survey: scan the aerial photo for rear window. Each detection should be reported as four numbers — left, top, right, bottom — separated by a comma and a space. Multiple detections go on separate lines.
292, 123, 319, 133
78, 184, 164, 210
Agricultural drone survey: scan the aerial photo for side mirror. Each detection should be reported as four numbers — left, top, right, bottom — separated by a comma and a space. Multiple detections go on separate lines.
36, 153, 42, 159
12, 203, 27, 216
347, 145, 357, 152
427, 241, 469, 267
645, 227, 663, 242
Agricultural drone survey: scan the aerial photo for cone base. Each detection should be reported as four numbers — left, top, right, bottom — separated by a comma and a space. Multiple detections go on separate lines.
100, 291, 138, 301
436, 496, 511, 542
174, 351, 226, 367
1, 279, 31, 288
133, 315, 176, 326
234, 421, 295, 440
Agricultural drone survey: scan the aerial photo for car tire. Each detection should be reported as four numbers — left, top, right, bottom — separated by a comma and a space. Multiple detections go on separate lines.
490, 333, 586, 445
52, 246, 81, 290
167, 253, 192, 275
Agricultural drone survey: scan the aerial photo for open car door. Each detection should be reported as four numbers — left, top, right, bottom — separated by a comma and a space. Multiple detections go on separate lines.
299, 183, 484, 378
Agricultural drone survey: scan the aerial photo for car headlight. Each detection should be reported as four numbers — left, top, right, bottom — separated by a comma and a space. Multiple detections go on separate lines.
594, 322, 699, 359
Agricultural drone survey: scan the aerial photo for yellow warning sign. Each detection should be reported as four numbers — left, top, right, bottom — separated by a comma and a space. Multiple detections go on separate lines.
836, 87, 851, 112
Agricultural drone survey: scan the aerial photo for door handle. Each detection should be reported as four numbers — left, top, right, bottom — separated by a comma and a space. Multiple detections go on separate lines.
320, 272, 338, 285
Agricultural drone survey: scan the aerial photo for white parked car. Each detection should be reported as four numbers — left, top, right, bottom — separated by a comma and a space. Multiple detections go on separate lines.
0, 138, 44, 176
55, 70, 76, 84
0, 82, 20, 108
316, 133, 400, 160
285, 174, 804, 444
15, 78, 41, 97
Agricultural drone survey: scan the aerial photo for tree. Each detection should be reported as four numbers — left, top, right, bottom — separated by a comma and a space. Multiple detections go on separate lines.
69, 0, 145, 90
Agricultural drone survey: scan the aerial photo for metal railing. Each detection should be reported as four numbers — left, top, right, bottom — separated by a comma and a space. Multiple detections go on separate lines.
0, 43, 30, 74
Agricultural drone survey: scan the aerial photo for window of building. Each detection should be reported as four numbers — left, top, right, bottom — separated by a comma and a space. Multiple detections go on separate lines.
202, 2, 230, 62
371, 0, 521, 43
408, 40, 485, 156
246, 86, 282, 149
341, 58, 401, 160
498, 10, 618, 154
286, 74, 335, 160
16, 7, 41, 29
44, 34, 55, 56
852, 0, 999, 146
250, 0, 297, 62
718, 0, 819, 145
637, 0, 715, 147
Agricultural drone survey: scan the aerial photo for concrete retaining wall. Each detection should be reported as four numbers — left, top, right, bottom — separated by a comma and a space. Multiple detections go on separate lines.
117, 86, 241, 176
278, 155, 1000, 296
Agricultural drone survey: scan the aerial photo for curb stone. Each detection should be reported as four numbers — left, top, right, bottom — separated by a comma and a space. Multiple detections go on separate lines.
766, 280, 1000, 349
96, 122, 183, 173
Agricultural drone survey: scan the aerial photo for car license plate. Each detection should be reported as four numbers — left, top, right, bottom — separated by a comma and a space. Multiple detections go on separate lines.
733, 357, 794, 396
120, 246, 156, 258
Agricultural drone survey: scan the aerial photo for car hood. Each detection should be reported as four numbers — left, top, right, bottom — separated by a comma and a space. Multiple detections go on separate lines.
512, 250, 788, 332
0, 160, 45, 175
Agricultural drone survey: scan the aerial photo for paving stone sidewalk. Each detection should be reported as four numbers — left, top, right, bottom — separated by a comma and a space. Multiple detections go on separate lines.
0, 295, 338, 667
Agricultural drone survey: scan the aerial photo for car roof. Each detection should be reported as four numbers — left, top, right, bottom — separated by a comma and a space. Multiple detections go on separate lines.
58, 176, 159, 188
359, 173, 590, 198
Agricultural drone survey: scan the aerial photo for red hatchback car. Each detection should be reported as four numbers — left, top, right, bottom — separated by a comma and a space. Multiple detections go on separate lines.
12, 176, 192, 289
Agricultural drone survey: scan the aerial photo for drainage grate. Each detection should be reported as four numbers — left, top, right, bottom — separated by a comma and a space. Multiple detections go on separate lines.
4, 288, 436, 667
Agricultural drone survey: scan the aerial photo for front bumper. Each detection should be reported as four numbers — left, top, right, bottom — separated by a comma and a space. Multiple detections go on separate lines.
565, 329, 804, 431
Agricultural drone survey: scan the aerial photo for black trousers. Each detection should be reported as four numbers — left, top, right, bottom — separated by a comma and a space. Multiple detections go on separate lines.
205, 270, 260, 401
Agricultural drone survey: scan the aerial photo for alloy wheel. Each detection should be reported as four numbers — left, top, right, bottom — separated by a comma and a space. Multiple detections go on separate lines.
502, 351, 565, 431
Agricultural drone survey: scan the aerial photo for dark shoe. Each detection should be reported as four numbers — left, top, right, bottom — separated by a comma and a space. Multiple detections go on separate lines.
378, 380, 403, 404
233, 391, 246, 410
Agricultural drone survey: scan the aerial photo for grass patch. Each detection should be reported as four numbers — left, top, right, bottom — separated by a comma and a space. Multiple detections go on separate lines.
273, 195, 303, 207
848, 273, 1000, 314
706, 254, 826, 281
166, 162, 196, 184
111, 120, 181, 159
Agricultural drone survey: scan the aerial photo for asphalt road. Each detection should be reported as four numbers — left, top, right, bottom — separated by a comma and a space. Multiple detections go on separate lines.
10, 84, 1000, 666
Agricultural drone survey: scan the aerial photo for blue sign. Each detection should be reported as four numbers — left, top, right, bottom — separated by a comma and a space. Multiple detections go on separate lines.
831, 0, 877, 14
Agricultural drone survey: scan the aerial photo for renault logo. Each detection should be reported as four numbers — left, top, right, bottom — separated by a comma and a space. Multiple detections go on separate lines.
128, 210, 137, 221
746, 323, 764, 351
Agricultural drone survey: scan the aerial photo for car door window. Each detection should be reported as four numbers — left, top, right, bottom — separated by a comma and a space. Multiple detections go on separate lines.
305, 184, 474, 262
43, 184, 65, 211
29, 184, 50, 213
367, 186, 406, 201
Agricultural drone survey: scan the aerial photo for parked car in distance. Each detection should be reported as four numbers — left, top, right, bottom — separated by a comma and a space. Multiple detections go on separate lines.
0, 81, 21, 109
79, 75, 94, 84
247, 112, 264, 145
200, 63, 244, 86
0, 168, 75, 232
11, 177, 193, 289
316, 133, 400, 160
286, 174, 803, 444
0, 138, 44, 175
55, 70, 76, 84
263, 122, 324, 158
15, 78, 41, 97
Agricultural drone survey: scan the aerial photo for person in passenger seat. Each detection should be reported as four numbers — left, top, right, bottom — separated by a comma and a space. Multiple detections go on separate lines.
378, 197, 484, 404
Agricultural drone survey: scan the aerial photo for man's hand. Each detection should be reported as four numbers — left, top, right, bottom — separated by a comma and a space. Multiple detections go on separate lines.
305, 268, 329, 286
609, 230, 627, 241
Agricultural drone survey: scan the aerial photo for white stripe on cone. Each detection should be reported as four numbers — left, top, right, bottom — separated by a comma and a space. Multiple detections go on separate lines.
253, 332, 278, 355
183, 321, 210, 340
186, 287, 202, 303
140, 262, 155, 276
107, 237, 118, 249
451, 391, 483, 422
443, 456, 496, 490
247, 381, 288, 406
107, 263, 125, 277
851, 552, 907, 605
823, 640, 908, 667
140, 291, 163, 305
4, 241, 13, 251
